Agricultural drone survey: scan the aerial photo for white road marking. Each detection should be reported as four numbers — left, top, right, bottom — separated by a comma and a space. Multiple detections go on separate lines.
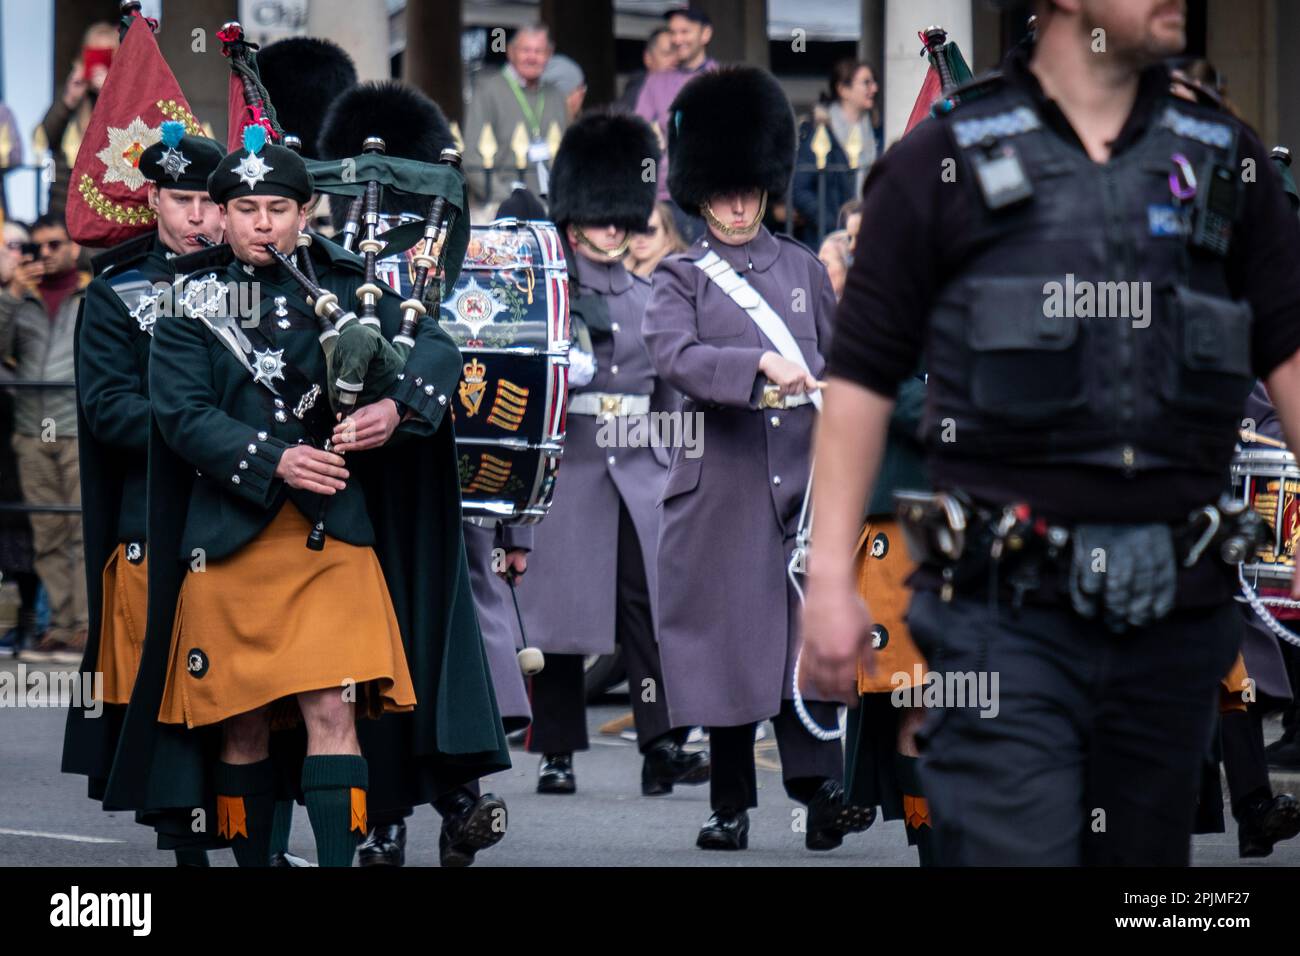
0, 827, 124, 844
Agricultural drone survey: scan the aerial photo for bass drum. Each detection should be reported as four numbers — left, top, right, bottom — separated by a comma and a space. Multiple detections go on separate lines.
378, 216, 569, 524
1231, 446, 1300, 586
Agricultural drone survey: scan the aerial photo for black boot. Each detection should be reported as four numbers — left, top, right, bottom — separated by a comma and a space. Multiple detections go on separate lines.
805, 779, 876, 851
438, 790, 508, 867
1238, 793, 1300, 858
641, 739, 710, 795
357, 821, 406, 867
537, 753, 576, 794
696, 808, 749, 850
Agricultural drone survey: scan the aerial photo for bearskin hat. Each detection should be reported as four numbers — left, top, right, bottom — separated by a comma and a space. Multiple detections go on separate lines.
256, 37, 357, 159
317, 80, 456, 227
548, 110, 660, 233
667, 65, 795, 211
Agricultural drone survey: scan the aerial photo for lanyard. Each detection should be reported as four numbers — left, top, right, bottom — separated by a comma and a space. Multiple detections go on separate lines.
503, 67, 544, 138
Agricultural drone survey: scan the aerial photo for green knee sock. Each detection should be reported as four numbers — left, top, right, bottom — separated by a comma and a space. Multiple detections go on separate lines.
302, 755, 368, 867
269, 799, 294, 858
214, 759, 277, 868
894, 753, 936, 868
172, 848, 209, 867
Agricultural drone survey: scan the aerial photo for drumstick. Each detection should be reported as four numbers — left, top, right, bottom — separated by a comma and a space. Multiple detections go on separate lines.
1241, 430, 1288, 449
507, 572, 545, 676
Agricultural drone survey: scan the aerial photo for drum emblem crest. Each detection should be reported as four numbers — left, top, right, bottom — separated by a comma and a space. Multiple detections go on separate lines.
443, 276, 506, 339
460, 358, 487, 417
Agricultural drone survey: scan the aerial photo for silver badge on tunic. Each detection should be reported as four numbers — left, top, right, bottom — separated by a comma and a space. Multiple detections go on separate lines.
130, 288, 161, 335
180, 273, 229, 320
252, 347, 287, 388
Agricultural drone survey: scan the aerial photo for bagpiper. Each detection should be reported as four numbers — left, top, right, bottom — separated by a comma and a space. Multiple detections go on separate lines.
62, 122, 225, 866
102, 126, 509, 866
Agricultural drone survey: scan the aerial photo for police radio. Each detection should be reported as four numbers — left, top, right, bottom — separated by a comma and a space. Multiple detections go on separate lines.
1187, 161, 1240, 257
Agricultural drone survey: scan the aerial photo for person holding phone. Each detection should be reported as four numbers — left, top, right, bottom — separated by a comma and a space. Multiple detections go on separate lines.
34, 21, 118, 218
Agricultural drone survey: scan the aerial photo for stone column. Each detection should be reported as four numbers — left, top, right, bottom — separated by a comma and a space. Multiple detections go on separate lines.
882, 0, 972, 145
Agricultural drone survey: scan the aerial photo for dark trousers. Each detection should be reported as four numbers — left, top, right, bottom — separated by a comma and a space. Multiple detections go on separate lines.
526, 501, 680, 755
1222, 710, 1272, 816
708, 699, 843, 810
907, 591, 1240, 866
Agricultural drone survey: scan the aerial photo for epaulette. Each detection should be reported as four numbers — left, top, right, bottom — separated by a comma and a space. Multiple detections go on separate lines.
90, 232, 157, 279
775, 232, 820, 259
935, 70, 1007, 116
170, 243, 235, 280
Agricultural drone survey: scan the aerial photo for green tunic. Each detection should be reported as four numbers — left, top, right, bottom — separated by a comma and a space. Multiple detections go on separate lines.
103, 235, 508, 846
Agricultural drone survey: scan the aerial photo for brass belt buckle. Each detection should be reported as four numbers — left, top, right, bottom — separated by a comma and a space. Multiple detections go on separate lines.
761, 384, 783, 409
599, 394, 623, 416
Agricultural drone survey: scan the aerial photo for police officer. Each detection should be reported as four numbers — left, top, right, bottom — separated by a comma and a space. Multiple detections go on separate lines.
515, 109, 709, 797
104, 126, 509, 866
62, 122, 224, 866
802, 0, 1300, 865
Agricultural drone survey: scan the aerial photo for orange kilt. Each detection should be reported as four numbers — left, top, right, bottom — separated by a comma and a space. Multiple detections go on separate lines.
97, 543, 149, 706
1219, 652, 1250, 714
158, 502, 416, 729
854, 518, 928, 695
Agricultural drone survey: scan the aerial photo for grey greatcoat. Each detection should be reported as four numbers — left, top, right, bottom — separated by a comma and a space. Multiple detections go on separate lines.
643, 226, 837, 728
463, 522, 534, 731
513, 254, 668, 655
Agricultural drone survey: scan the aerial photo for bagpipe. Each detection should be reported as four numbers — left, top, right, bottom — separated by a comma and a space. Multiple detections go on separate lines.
219, 22, 471, 550
219, 21, 467, 419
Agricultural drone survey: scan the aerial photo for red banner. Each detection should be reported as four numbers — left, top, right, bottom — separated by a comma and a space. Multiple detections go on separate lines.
66, 15, 202, 246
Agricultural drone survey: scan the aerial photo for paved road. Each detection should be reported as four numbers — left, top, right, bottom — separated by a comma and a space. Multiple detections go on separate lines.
2, 662, 1297, 866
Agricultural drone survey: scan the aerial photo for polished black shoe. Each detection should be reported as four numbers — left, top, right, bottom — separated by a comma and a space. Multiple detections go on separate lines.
357, 822, 406, 867
1239, 793, 1300, 858
805, 779, 876, 851
268, 851, 312, 867
439, 793, 508, 867
641, 740, 711, 795
537, 753, 576, 794
696, 808, 749, 850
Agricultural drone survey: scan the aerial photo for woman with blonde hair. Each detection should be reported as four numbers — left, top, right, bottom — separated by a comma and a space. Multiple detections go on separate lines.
625, 201, 686, 279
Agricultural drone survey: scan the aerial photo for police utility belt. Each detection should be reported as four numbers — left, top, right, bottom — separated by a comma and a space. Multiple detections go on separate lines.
568, 392, 650, 416
894, 489, 1267, 632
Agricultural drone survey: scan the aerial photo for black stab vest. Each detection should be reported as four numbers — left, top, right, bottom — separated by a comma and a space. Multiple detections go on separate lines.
924, 84, 1254, 480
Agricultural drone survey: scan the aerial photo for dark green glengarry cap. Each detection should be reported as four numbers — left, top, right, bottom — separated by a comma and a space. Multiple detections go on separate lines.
138, 121, 225, 193
208, 123, 314, 205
